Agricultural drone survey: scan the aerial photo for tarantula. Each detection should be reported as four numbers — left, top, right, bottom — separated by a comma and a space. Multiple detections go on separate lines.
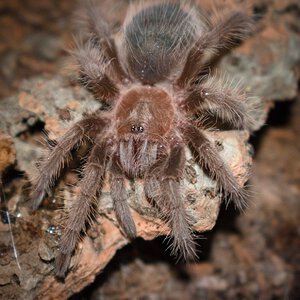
30, 0, 256, 277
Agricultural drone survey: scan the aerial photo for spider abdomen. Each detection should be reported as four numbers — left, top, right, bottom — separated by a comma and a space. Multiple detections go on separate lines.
125, 3, 196, 84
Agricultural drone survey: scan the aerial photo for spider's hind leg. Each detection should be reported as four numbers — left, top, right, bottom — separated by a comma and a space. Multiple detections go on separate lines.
72, 39, 120, 103
177, 7, 254, 88
75, 1, 128, 83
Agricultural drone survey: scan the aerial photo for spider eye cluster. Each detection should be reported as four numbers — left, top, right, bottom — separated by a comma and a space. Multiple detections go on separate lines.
131, 125, 144, 133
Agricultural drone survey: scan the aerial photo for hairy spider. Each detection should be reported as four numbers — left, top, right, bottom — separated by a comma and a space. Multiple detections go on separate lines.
30, 0, 257, 277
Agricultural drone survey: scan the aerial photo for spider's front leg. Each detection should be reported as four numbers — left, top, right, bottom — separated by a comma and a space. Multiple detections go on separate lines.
110, 156, 136, 239
30, 114, 107, 210
183, 125, 248, 211
145, 143, 196, 260
55, 136, 108, 277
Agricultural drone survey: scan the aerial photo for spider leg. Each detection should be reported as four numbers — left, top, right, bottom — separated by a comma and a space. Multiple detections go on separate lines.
76, 1, 128, 83
73, 39, 120, 102
145, 143, 196, 260
30, 114, 107, 210
110, 155, 136, 239
177, 9, 253, 87
55, 136, 108, 278
183, 125, 248, 210
182, 75, 256, 130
